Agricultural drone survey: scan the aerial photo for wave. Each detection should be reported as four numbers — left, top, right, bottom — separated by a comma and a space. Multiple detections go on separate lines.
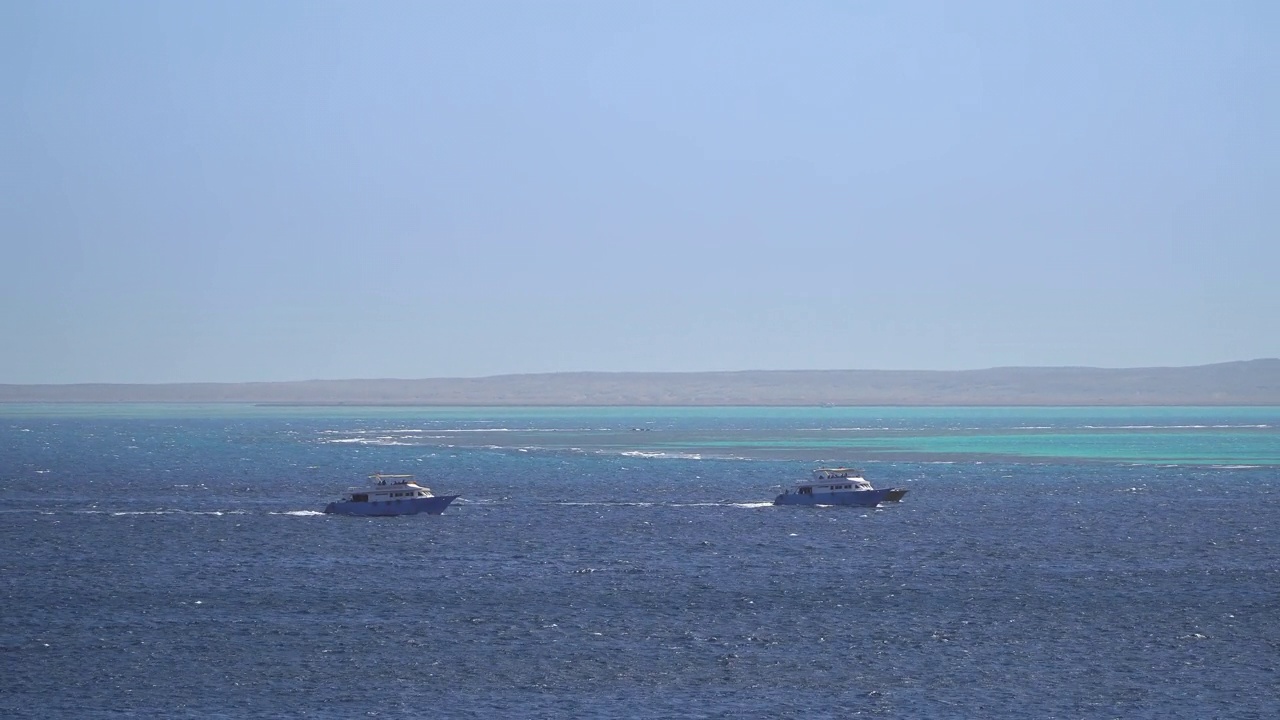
666, 502, 775, 508
8, 508, 320, 517
557, 501, 657, 507
320, 437, 419, 446
620, 450, 703, 460
798, 423, 1275, 432
372, 442, 735, 461
318, 427, 620, 435
799, 426, 904, 432
552, 500, 776, 509
99, 509, 246, 516
1080, 424, 1272, 430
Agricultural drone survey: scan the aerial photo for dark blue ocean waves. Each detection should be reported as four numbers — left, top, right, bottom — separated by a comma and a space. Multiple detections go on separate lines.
1, 407, 1278, 718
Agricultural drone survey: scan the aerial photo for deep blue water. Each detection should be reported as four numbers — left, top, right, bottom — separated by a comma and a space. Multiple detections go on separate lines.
2, 406, 1278, 718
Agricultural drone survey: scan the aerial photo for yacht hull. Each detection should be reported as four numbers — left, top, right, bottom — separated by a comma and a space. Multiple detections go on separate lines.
324, 495, 459, 517
773, 489, 906, 507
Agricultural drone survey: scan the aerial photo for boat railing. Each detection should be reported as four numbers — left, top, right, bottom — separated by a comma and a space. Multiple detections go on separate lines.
813, 467, 864, 479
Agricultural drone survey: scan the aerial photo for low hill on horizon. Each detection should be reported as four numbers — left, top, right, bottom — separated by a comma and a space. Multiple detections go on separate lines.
3, 360, 1279, 406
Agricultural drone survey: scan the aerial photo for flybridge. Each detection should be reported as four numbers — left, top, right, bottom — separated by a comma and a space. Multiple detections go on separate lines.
796, 468, 876, 492
812, 467, 865, 480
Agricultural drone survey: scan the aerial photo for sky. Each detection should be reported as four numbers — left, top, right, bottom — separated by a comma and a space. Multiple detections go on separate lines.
2, 1, 1277, 383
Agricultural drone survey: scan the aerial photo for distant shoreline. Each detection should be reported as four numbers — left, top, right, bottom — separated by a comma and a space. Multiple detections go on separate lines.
3, 360, 1278, 406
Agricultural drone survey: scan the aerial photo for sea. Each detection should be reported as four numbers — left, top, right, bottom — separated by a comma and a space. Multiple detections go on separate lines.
1, 404, 1277, 719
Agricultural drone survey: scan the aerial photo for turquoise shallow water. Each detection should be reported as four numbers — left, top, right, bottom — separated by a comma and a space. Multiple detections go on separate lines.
2, 405, 1278, 718
3, 404, 1274, 464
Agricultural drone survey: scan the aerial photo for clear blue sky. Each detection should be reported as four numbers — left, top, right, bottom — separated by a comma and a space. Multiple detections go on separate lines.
3, 1, 1277, 383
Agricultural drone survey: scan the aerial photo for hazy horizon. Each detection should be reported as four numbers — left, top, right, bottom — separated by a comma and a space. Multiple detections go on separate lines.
4, 2, 1277, 384
4, 357, 1279, 387
4, 360, 1278, 407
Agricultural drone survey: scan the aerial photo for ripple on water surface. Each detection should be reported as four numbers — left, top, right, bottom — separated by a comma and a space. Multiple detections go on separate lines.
1, 408, 1277, 718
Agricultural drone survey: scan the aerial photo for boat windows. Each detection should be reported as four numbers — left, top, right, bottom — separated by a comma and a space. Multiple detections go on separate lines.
352, 494, 368, 502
